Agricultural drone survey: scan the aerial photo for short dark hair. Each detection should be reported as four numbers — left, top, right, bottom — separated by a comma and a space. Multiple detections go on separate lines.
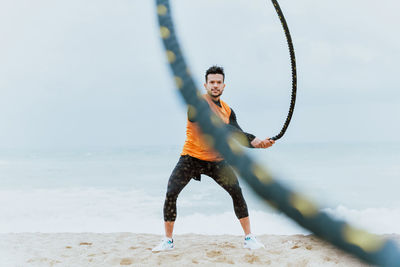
205, 65, 225, 82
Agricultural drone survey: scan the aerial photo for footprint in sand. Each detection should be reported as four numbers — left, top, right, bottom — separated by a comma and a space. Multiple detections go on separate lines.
244, 254, 261, 264
216, 256, 234, 264
120, 258, 133, 265
206, 250, 222, 258
219, 242, 236, 249
291, 244, 313, 250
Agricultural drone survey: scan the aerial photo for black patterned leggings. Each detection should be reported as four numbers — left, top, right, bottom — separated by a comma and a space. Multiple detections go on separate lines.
163, 155, 249, 221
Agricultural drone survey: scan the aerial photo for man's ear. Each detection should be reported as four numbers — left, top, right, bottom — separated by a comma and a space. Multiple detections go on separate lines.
203, 83, 207, 89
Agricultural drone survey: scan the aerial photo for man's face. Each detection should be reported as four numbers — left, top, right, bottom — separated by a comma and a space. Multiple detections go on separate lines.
204, 73, 226, 98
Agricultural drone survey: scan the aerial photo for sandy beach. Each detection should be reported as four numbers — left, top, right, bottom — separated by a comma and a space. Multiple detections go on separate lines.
0, 233, 386, 267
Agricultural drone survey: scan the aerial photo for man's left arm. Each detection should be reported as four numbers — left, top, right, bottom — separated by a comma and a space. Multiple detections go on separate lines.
228, 109, 274, 149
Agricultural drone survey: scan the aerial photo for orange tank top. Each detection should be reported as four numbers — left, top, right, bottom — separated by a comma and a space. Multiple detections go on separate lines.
181, 94, 231, 162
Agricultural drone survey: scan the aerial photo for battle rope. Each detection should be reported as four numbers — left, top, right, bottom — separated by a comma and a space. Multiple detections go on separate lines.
270, 0, 297, 141
155, 1, 400, 266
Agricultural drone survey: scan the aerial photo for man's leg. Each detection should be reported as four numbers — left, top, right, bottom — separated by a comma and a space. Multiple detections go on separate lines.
207, 162, 250, 235
209, 162, 265, 249
239, 217, 251, 236
164, 221, 175, 238
153, 156, 197, 252
163, 156, 197, 237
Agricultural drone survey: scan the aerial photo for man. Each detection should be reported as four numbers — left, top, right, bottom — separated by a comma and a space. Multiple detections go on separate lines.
152, 66, 274, 252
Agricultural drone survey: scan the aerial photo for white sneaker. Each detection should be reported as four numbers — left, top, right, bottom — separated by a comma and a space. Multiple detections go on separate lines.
152, 237, 174, 252
243, 234, 265, 250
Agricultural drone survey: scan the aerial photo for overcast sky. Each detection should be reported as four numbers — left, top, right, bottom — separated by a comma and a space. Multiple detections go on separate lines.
0, 0, 399, 149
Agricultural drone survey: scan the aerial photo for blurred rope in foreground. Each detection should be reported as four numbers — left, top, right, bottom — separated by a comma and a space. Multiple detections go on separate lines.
155, 0, 400, 265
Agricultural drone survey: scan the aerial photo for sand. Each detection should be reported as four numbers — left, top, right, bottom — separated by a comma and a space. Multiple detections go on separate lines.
0, 233, 381, 266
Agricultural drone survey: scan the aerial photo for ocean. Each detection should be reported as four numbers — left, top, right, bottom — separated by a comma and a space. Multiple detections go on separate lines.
0, 142, 399, 235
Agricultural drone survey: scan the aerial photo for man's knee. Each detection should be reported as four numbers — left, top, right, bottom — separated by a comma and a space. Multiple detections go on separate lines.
225, 184, 244, 198
165, 187, 181, 201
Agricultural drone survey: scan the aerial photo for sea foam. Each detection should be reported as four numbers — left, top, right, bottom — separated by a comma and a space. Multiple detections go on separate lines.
1, 188, 399, 235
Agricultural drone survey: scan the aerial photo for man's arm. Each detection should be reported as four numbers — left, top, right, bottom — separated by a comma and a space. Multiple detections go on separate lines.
187, 107, 274, 149
227, 109, 255, 147
228, 109, 274, 149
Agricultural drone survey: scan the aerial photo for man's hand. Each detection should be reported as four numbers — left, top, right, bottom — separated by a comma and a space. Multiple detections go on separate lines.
251, 137, 275, 149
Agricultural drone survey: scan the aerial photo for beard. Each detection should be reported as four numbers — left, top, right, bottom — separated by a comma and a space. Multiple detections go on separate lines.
208, 90, 223, 98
